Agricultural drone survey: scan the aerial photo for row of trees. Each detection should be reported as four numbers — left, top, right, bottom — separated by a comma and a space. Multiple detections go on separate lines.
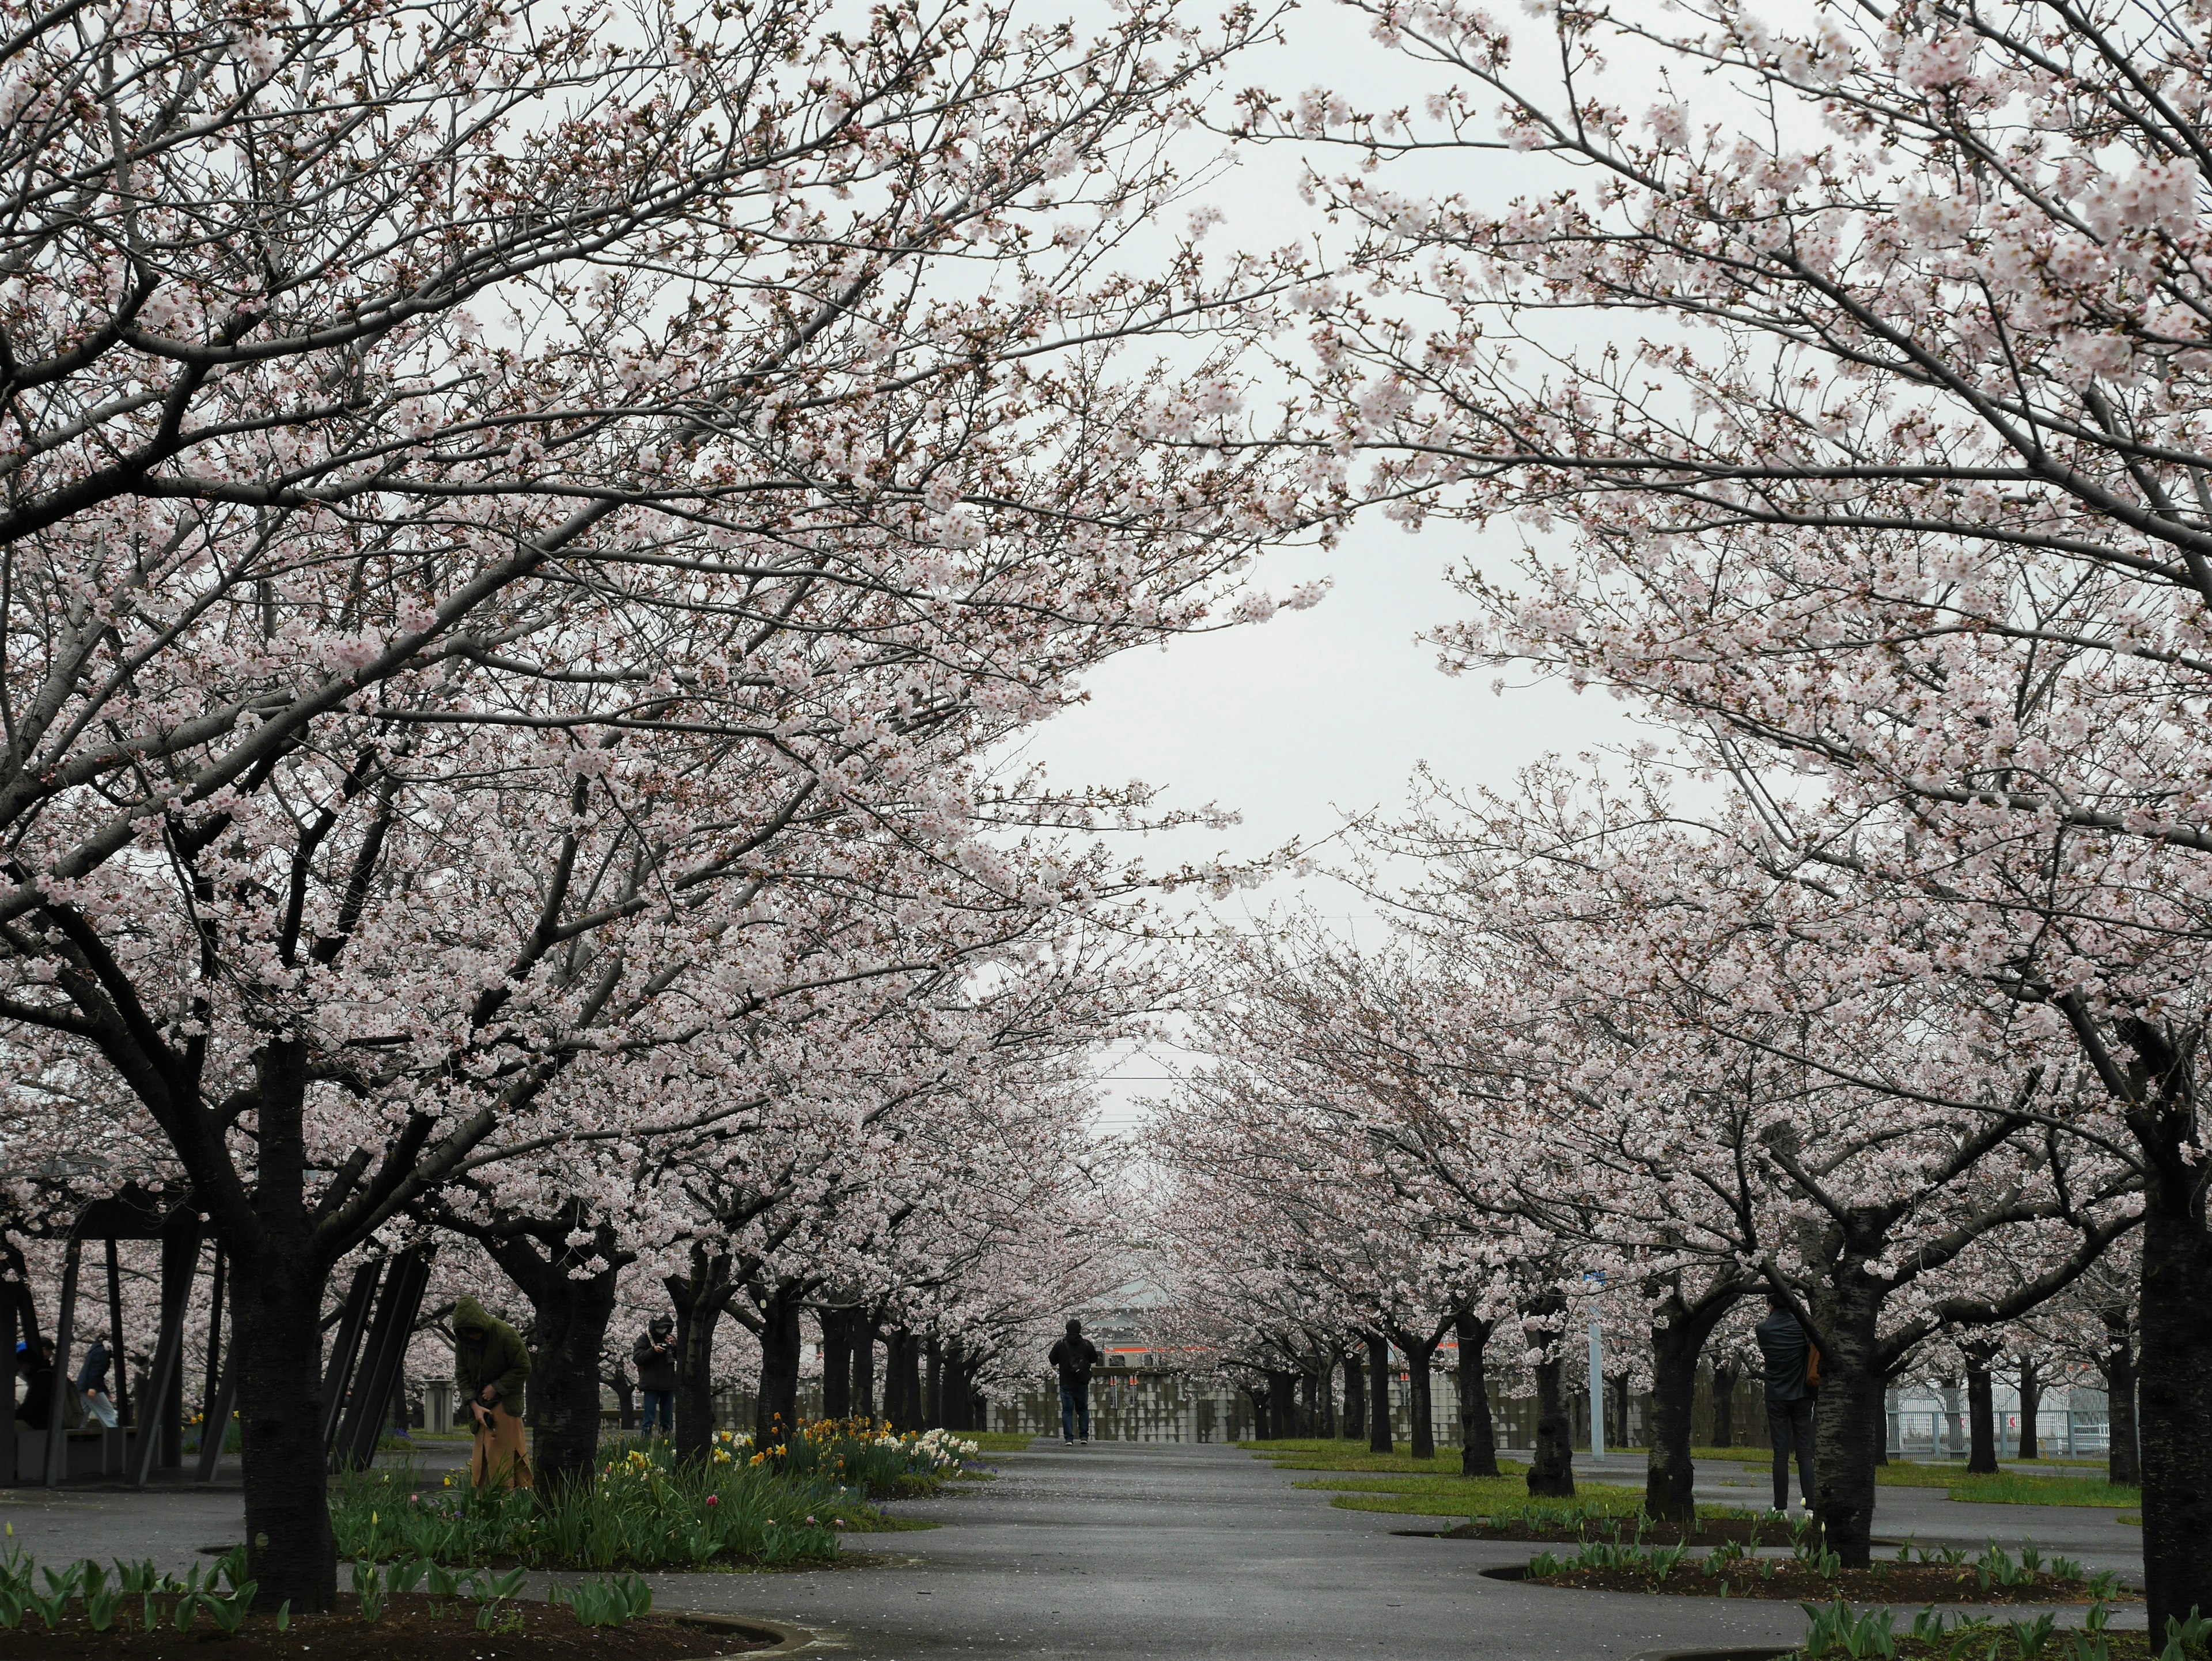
0, 0, 1330, 1611
1158, 0, 2212, 1635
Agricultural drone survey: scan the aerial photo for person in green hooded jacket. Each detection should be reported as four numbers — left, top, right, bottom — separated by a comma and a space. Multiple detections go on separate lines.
452, 1295, 532, 1489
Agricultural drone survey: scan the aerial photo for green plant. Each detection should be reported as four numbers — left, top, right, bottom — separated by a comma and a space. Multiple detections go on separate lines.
472, 1566, 528, 1632
275, 1601, 292, 1633
214, 1544, 249, 1592
557, 1573, 654, 1628
352, 1557, 387, 1624
83, 1572, 122, 1634
0, 1587, 21, 1631
1528, 1550, 1563, 1577
2160, 1606, 2212, 1661
2086, 1572, 2122, 1602
1912, 1608, 1952, 1641
1801, 1601, 1897, 1661
2008, 1612, 2058, 1660
203, 1581, 256, 1637
1976, 1545, 2032, 1591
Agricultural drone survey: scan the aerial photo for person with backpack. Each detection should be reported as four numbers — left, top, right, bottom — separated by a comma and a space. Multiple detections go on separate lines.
632, 1315, 677, 1439
1047, 1318, 1101, 1446
1754, 1290, 1819, 1515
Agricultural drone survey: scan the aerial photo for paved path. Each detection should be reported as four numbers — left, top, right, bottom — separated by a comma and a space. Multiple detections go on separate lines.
0, 1440, 2146, 1659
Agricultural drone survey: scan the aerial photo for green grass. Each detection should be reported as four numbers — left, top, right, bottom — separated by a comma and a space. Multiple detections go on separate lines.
1241, 1438, 1510, 1475
1874, 1466, 2139, 1507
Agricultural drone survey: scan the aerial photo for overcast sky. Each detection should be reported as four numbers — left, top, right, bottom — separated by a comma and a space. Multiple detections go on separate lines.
988, 2, 1667, 1129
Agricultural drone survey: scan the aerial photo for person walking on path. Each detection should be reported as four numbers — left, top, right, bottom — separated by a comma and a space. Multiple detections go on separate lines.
633, 1315, 677, 1439
1047, 1319, 1100, 1446
453, 1295, 532, 1490
75, 1332, 118, 1428
1754, 1292, 1817, 1514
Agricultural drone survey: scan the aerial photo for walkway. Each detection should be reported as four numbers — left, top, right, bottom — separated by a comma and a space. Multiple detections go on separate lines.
0, 1440, 2145, 1659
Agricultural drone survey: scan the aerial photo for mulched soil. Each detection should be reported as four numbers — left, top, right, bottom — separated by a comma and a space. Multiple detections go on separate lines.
1511, 1562, 2128, 1603
1414, 1516, 1800, 1545
0, 1593, 777, 1659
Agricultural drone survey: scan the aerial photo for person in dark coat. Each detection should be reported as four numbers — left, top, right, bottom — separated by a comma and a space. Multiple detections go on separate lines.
15, 1340, 55, 1431
1754, 1292, 1817, 1513
453, 1295, 532, 1489
1046, 1318, 1101, 1446
76, 1332, 118, 1428
632, 1315, 677, 1439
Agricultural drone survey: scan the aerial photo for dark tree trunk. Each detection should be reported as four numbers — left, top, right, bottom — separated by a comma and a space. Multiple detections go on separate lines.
1366, 1334, 1393, 1455
1246, 1384, 1270, 1441
2138, 1193, 2212, 1636
1342, 1352, 1365, 1440
1812, 1280, 1885, 1569
1455, 1312, 1499, 1478
475, 1209, 626, 1493
1646, 1321, 1706, 1524
753, 1293, 801, 1450
821, 1310, 852, 1422
1300, 1367, 1318, 1439
887, 1328, 922, 1432
2101, 1310, 2142, 1489
2017, 1357, 2040, 1461
1710, 1362, 1737, 1448
515, 1259, 617, 1492
665, 1247, 732, 1465
1399, 1335, 1437, 1461
853, 1322, 877, 1422
607, 1363, 635, 1430
234, 1250, 337, 1611
1527, 1348, 1575, 1498
925, 1338, 943, 1429
233, 1039, 336, 1612
1965, 1344, 1999, 1474
1267, 1369, 1297, 1441
1609, 1374, 1631, 1451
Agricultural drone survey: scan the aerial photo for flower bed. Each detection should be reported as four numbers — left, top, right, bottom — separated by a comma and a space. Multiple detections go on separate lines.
0, 1549, 775, 1659
334, 1420, 986, 1572
1512, 1537, 2128, 1604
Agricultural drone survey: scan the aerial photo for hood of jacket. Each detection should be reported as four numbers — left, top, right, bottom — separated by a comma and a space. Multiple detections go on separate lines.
454, 1295, 492, 1337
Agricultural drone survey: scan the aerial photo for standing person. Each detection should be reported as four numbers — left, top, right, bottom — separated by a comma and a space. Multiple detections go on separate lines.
1755, 1292, 1817, 1515
453, 1296, 532, 1490
1047, 1319, 1100, 1446
633, 1315, 677, 1440
75, 1331, 118, 1428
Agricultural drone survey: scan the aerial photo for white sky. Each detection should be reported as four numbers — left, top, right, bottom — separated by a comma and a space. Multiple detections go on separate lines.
995, 0, 1691, 1130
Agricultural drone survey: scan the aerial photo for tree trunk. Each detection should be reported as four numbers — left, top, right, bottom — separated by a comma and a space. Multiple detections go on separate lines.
513, 1257, 618, 1492
1965, 1345, 1999, 1474
753, 1294, 801, 1450
1812, 1281, 1885, 1569
1342, 1352, 1365, 1440
853, 1321, 877, 1422
608, 1363, 636, 1431
1711, 1362, 1737, 1448
233, 1038, 336, 1611
1267, 1369, 1297, 1442
887, 1328, 921, 1432
926, 1338, 943, 1429
1455, 1312, 1499, 1478
234, 1250, 338, 1611
1528, 1348, 1575, 1498
2101, 1310, 2142, 1488
1646, 1319, 1705, 1524
821, 1310, 852, 1422
1366, 1334, 1393, 1455
2017, 1357, 2040, 1462
1402, 1337, 1436, 1461
665, 1248, 732, 1465
1300, 1367, 1318, 1439
2137, 1194, 2212, 1637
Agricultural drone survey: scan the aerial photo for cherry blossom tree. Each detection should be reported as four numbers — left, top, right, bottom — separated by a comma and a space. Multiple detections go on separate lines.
0, 0, 1324, 1607
1255, 0, 2211, 1618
